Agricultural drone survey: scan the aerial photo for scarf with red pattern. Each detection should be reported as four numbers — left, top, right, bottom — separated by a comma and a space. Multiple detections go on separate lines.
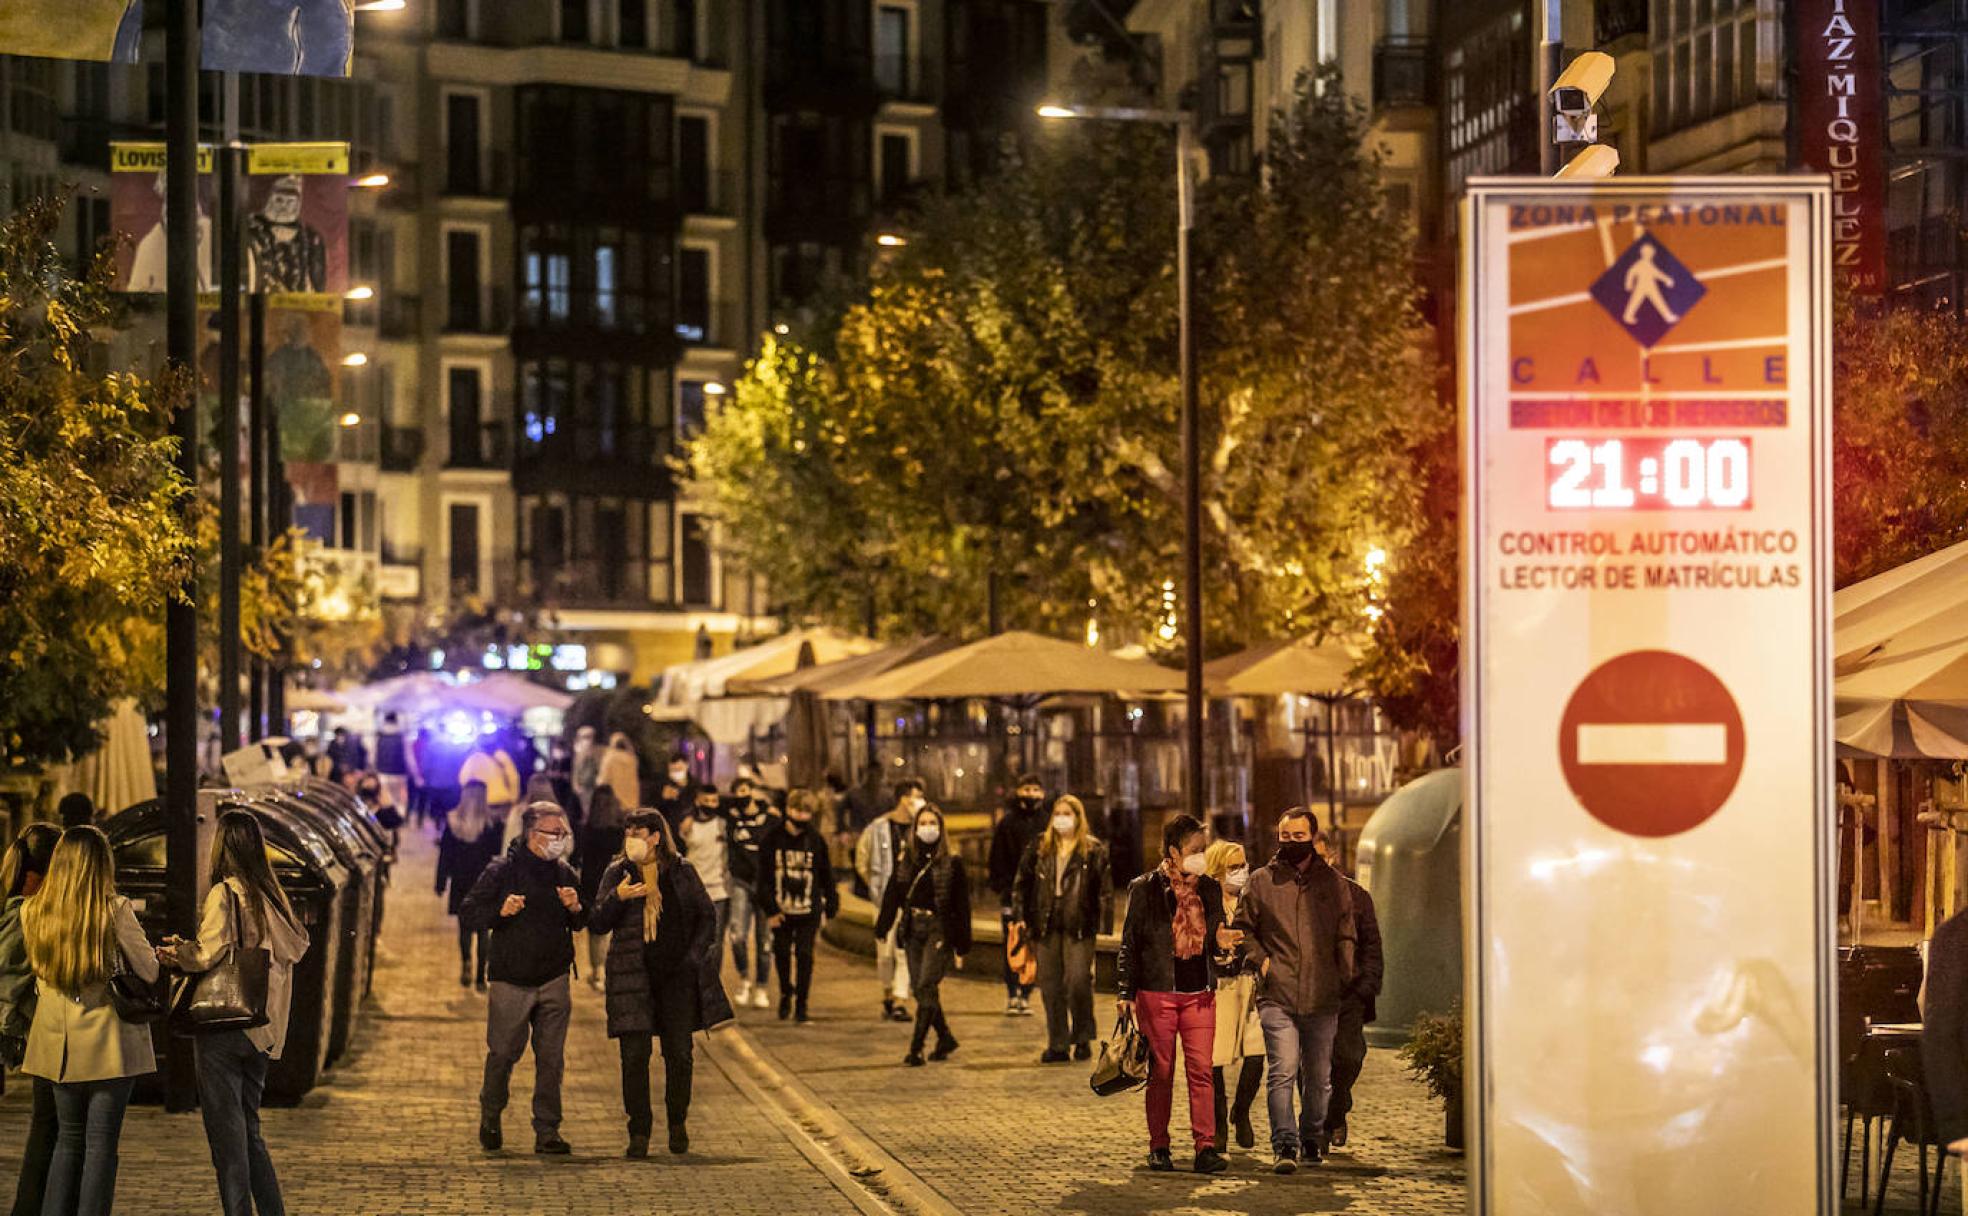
1160, 858, 1207, 960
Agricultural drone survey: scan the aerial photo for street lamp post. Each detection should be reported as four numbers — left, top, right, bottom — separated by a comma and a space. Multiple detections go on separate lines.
1037, 103, 1206, 823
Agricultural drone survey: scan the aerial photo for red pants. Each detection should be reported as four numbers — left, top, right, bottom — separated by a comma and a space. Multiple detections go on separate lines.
1136, 989, 1217, 1152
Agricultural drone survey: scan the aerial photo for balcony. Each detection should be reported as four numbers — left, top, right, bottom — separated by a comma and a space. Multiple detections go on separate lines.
380, 294, 421, 340
445, 286, 513, 335
1373, 37, 1436, 113
446, 420, 511, 470
522, 557, 653, 610
333, 422, 378, 465
381, 425, 425, 472
674, 300, 745, 351
874, 53, 937, 105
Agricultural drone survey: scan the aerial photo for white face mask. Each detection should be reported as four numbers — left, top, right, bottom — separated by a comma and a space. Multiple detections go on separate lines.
1180, 852, 1207, 876
668, 768, 687, 783
1051, 814, 1076, 837
916, 824, 941, 845
1226, 865, 1249, 891
909, 795, 927, 813
622, 837, 650, 864
543, 835, 573, 861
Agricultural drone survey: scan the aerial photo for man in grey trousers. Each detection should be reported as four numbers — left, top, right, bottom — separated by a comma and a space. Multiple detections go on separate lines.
461, 802, 588, 1154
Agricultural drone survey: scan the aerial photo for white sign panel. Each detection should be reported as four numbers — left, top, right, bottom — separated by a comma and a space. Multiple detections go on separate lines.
1461, 178, 1833, 1215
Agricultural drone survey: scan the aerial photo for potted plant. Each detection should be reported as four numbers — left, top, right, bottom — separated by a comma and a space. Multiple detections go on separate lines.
1398, 1001, 1465, 1151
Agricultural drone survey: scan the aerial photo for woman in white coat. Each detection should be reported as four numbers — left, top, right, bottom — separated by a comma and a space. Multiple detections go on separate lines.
160, 811, 310, 1216
19, 826, 160, 1216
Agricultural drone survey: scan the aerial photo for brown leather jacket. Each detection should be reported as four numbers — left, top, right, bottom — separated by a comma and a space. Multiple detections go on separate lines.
1231, 853, 1356, 1017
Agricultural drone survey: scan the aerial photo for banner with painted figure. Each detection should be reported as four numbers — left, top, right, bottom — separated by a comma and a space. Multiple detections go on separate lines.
107, 143, 218, 294
0, 0, 141, 63
203, 0, 354, 77
244, 143, 349, 297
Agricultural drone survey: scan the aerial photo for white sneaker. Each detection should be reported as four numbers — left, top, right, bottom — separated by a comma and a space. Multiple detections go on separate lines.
751, 987, 770, 1009
734, 980, 752, 1006
1004, 997, 1019, 1017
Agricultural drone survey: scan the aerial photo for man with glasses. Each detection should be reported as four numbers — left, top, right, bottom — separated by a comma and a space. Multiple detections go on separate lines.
462, 802, 588, 1155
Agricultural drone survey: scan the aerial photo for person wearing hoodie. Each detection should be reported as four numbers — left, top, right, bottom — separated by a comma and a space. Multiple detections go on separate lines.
589, 812, 733, 1157
987, 774, 1047, 1017
1231, 807, 1359, 1174
460, 802, 589, 1156
723, 779, 779, 1011
0, 825, 61, 1216
160, 812, 312, 1216
436, 781, 501, 991
874, 803, 972, 1067
855, 780, 923, 1023
757, 790, 839, 1022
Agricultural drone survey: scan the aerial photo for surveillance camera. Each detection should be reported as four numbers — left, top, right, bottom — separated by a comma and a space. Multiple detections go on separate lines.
1550, 51, 1616, 143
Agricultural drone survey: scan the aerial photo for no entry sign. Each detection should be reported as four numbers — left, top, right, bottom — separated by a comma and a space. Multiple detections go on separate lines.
1462, 180, 1834, 1216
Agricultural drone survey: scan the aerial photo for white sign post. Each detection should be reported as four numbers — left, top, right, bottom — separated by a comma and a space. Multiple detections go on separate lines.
1461, 178, 1834, 1215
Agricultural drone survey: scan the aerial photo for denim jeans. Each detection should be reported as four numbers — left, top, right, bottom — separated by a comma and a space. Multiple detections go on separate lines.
724, 885, 772, 983
1257, 1003, 1340, 1155
195, 1030, 284, 1216
10, 1075, 54, 1216
43, 1076, 134, 1216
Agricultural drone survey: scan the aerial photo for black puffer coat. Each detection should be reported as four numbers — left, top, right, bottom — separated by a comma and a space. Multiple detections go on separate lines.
588, 855, 735, 1038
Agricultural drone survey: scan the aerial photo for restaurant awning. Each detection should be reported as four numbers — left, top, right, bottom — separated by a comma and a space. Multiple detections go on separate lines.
1202, 636, 1362, 698
821, 631, 1185, 702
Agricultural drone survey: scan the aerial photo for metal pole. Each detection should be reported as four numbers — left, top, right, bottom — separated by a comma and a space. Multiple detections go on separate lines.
1536, 0, 1563, 175
1177, 119, 1205, 824
162, 0, 202, 1115
248, 290, 266, 740
218, 80, 243, 755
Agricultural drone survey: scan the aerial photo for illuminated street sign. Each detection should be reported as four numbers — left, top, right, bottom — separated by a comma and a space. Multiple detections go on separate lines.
1461, 179, 1833, 1215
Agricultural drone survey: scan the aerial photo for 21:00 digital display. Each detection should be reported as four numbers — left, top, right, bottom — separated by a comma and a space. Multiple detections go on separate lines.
1545, 437, 1752, 510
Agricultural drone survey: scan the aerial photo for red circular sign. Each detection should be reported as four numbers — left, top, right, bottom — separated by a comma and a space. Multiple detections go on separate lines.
1557, 650, 1745, 838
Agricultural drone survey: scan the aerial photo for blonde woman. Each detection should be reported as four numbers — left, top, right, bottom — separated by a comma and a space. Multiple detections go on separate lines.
1203, 839, 1265, 1153
20, 826, 159, 1216
1011, 795, 1112, 1064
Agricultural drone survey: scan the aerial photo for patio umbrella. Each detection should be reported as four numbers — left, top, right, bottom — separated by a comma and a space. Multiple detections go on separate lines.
54, 699, 156, 816
285, 687, 350, 713
821, 631, 1184, 702
655, 628, 882, 718
1835, 535, 1968, 671
729, 637, 958, 696
464, 672, 575, 713
1835, 611, 1968, 758
1202, 636, 1361, 698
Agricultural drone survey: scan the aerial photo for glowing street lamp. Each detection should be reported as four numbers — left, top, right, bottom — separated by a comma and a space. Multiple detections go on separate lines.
342, 352, 369, 367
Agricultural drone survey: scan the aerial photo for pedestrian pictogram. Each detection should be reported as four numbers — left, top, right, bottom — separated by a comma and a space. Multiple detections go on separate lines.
1556, 649, 1745, 838
1589, 233, 1707, 348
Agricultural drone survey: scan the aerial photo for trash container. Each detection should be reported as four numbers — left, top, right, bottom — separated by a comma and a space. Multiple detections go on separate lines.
250, 785, 379, 1067
294, 776, 392, 969
102, 789, 350, 1103
1354, 768, 1463, 1047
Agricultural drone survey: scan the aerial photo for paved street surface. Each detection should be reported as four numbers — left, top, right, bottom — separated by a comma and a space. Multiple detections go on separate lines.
0, 829, 1923, 1214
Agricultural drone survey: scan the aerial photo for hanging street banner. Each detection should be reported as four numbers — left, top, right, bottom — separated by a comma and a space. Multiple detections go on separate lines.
1460, 179, 1834, 1215
1795, 0, 1888, 293
203, 0, 355, 77
109, 141, 349, 307
0, 0, 141, 63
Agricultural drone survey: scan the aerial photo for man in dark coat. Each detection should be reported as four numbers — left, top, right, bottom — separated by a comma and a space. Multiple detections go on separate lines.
1317, 830, 1383, 1150
460, 802, 588, 1155
589, 811, 733, 1157
987, 774, 1048, 1016
1924, 906, 1968, 1175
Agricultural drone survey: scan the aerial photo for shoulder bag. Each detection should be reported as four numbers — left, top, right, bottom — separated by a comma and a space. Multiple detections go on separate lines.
1089, 1010, 1152, 1097
168, 886, 271, 1036
107, 939, 169, 1025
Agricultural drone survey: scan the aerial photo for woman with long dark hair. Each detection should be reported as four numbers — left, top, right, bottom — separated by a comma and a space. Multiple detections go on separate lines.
438, 781, 500, 990
873, 804, 972, 1067
20, 826, 159, 1216
588, 811, 733, 1157
161, 811, 311, 1216
0, 824, 61, 1216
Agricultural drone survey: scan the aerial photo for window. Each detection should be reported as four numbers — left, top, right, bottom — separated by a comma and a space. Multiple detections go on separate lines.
447, 367, 485, 466
619, 0, 648, 48
445, 229, 482, 330
448, 503, 481, 595
670, 0, 698, 59
1653, 0, 1759, 136
561, 0, 590, 43
676, 247, 710, 342
680, 514, 713, 606
877, 130, 914, 202
595, 242, 618, 327
679, 115, 711, 211
521, 222, 668, 332
875, 4, 910, 94
445, 93, 482, 194
73, 196, 110, 270
678, 379, 708, 438
646, 501, 673, 602
436, 0, 470, 37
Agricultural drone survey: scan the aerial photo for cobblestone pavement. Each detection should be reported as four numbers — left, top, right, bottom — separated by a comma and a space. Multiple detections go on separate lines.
0, 832, 862, 1216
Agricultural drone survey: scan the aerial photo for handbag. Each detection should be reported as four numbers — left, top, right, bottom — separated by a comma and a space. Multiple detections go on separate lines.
1089, 1010, 1152, 1097
168, 886, 271, 1037
106, 941, 168, 1025
1005, 922, 1038, 987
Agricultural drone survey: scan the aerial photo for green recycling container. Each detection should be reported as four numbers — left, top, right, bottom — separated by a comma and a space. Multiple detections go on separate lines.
1354, 768, 1463, 1047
